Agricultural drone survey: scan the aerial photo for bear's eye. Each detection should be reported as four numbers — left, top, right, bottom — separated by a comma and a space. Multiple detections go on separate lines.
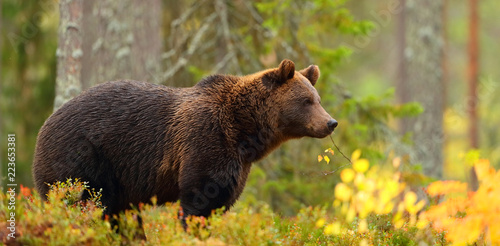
303, 98, 313, 105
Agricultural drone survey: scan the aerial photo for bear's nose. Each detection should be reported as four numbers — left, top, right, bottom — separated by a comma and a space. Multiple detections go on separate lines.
327, 119, 338, 132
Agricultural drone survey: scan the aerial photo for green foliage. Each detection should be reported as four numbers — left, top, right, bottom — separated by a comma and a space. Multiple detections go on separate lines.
1, 0, 58, 186
7, 156, 497, 245
5, 179, 109, 245
1, 0, 424, 219
255, 0, 373, 71
247, 84, 421, 214
1, 178, 451, 245
237, 0, 426, 216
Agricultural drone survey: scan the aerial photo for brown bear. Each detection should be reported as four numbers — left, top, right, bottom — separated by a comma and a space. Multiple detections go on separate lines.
32, 59, 337, 228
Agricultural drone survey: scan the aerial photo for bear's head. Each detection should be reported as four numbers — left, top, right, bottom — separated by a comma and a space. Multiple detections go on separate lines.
266, 59, 337, 139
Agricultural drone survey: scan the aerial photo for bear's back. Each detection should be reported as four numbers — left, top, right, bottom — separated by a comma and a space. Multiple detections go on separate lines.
33, 80, 184, 204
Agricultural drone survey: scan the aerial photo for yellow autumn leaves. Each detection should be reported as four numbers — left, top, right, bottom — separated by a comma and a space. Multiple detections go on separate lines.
340, 168, 355, 183
319, 150, 427, 236
419, 159, 500, 245
317, 149, 500, 246
318, 148, 334, 164
334, 151, 371, 202
353, 160, 369, 174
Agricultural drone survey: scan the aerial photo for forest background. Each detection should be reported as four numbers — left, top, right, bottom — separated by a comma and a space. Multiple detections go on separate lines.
1, 0, 500, 217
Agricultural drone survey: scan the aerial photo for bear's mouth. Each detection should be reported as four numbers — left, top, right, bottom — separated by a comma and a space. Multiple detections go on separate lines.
307, 125, 335, 139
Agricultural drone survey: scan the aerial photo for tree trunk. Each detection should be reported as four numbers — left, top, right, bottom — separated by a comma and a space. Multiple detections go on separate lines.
468, 0, 479, 150
54, 0, 84, 111
81, 0, 163, 89
441, 0, 449, 173
442, 0, 449, 114
468, 0, 479, 190
54, 0, 163, 109
402, 0, 444, 178
397, 0, 410, 133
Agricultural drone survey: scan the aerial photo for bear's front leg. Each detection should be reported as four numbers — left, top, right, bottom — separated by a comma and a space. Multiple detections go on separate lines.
179, 174, 238, 219
177, 156, 251, 229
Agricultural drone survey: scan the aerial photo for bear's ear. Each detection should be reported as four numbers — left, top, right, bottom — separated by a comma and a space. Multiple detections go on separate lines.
299, 65, 320, 86
276, 59, 295, 82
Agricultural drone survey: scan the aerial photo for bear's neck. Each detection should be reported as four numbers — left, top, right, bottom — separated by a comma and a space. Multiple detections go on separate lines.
227, 81, 285, 163
234, 121, 285, 163
196, 74, 287, 163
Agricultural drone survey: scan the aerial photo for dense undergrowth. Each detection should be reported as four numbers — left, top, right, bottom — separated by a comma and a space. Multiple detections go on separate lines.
1, 152, 498, 245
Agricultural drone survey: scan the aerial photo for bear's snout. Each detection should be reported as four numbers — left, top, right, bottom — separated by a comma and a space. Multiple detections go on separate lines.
327, 119, 338, 132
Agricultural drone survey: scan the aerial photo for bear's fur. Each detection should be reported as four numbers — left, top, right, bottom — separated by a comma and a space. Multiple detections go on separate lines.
32, 59, 337, 223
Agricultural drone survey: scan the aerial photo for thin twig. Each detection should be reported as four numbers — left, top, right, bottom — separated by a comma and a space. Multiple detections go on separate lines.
215, 0, 241, 74
301, 134, 352, 177
162, 13, 217, 81
321, 163, 352, 176
317, 135, 352, 176
212, 52, 234, 74
329, 135, 351, 164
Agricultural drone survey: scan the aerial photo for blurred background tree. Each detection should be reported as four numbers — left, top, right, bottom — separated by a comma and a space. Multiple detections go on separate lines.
55, 0, 163, 110
398, 0, 444, 178
467, 0, 479, 190
81, 0, 163, 88
2, 0, 58, 186
54, 0, 83, 110
1, 0, 500, 215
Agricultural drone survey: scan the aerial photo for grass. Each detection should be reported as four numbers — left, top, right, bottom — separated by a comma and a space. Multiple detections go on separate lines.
0, 179, 439, 246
